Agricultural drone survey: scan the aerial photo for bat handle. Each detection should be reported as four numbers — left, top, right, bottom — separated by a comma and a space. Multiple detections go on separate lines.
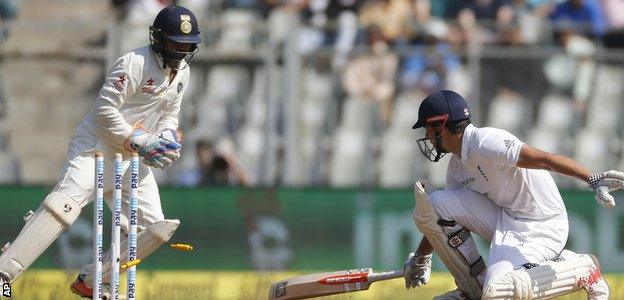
369, 269, 404, 283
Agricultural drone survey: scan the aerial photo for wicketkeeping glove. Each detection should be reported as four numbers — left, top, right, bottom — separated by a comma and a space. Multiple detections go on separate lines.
124, 125, 182, 168
403, 252, 432, 289
587, 170, 624, 208
154, 128, 183, 164
159, 128, 182, 144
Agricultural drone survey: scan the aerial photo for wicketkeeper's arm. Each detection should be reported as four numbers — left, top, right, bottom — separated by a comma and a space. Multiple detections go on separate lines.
94, 54, 141, 145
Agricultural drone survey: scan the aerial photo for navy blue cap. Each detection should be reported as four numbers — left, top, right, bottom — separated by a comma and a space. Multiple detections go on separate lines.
412, 90, 471, 129
152, 5, 201, 44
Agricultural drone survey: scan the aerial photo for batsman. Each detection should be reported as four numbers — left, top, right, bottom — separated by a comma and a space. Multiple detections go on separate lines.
403, 90, 618, 299
0, 5, 201, 298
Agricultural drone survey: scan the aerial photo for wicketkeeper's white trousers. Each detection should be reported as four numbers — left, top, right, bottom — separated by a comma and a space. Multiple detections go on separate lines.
55, 129, 166, 231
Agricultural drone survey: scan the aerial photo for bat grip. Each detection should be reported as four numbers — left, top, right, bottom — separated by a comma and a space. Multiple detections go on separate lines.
368, 269, 404, 283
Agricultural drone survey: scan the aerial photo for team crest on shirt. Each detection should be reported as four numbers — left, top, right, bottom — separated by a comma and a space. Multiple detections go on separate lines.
142, 78, 155, 94
177, 82, 183, 94
113, 74, 127, 92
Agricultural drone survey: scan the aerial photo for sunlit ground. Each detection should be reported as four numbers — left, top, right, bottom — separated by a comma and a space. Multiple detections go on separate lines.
7, 271, 623, 299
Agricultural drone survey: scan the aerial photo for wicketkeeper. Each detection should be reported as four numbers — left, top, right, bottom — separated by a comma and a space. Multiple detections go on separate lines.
403, 90, 616, 299
0, 5, 201, 299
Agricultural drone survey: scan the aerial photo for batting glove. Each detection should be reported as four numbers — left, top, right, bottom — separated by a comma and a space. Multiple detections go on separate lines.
587, 170, 624, 208
403, 252, 432, 289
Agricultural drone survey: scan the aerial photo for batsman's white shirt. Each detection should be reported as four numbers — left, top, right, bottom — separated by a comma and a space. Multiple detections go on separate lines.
430, 124, 569, 289
54, 45, 189, 230
447, 124, 566, 220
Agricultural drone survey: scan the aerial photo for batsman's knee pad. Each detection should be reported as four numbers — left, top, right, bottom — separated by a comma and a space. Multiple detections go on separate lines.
483, 252, 607, 300
99, 219, 179, 283
0, 192, 81, 283
412, 182, 484, 300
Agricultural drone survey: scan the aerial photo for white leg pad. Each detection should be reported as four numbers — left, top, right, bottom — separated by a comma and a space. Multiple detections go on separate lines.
413, 182, 483, 300
483, 252, 609, 300
83, 219, 180, 286
0, 192, 81, 283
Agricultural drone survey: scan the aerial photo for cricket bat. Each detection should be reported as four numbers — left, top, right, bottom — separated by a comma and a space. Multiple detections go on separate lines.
268, 268, 403, 300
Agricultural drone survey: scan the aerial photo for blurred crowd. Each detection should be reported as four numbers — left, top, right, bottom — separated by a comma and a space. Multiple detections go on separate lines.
3, 0, 624, 188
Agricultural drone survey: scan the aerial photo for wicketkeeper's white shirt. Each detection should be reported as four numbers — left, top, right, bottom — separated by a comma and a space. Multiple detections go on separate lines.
78, 45, 188, 153
446, 124, 566, 220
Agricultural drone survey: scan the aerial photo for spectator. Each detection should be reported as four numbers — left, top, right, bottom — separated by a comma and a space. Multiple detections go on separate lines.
195, 139, 250, 186
427, 0, 462, 19
599, 0, 624, 48
342, 25, 398, 125
454, 0, 514, 45
549, 0, 606, 39
400, 19, 462, 94
358, 0, 413, 43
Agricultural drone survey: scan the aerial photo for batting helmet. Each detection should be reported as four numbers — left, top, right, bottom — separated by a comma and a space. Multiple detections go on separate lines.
413, 90, 472, 162
412, 90, 471, 129
149, 5, 202, 69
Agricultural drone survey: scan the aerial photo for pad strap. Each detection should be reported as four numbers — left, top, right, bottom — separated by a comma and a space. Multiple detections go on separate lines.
470, 256, 486, 277
447, 227, 471, 248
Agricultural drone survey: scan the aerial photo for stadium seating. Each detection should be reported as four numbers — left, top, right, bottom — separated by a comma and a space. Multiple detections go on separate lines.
329, 98, 377, 187
379, 92, 425, 187
573, 128, 615, 188
7, 1, 624, 188
218, 10, 257, 53
486, 92, 531, 137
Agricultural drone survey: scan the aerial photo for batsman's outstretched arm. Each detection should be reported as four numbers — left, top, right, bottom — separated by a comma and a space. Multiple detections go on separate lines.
517, 144, 624, 207
516, 144, 592, 182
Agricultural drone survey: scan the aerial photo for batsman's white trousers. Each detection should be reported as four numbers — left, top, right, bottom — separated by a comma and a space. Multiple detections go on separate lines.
428, 188, 568, 291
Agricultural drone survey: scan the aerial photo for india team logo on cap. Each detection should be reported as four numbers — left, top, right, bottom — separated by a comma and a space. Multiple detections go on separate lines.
180, 15, 192, 34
